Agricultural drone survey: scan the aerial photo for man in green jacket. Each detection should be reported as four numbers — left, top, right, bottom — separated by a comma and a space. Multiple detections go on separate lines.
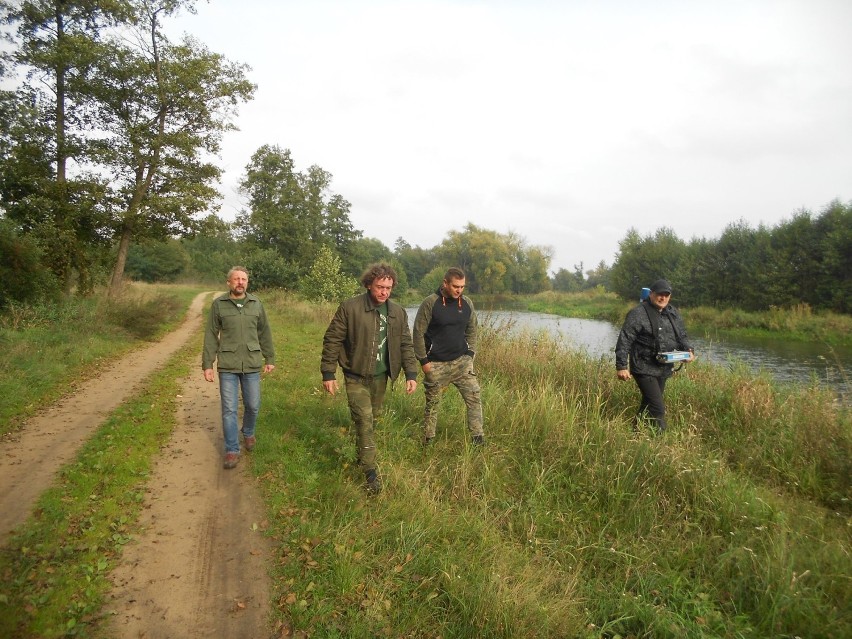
203, 266, 276, 469
321, 263, 418, 494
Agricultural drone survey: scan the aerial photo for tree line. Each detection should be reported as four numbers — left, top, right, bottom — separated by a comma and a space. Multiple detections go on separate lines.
605, 200, 851, 313
121, 146, 556, 300
1, 3, 847, 313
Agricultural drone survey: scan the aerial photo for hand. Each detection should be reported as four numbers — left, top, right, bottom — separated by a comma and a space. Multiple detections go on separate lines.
203, 368, 215, 382
617, 369, 631, 381
421, 362, 432, 374
405, 379, 417, 394
323, 379, 339, 395
263, 364, 276, 374
687, 351, 696, 363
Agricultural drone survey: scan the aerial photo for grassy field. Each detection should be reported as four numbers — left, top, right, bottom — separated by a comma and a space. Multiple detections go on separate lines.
0, 288, 849, 638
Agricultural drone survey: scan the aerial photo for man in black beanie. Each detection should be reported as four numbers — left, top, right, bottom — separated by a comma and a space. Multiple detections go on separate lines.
615, 279, 695, 432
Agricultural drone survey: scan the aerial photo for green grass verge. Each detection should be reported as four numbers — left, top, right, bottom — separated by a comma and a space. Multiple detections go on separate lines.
0, 333, 197, 638
0, 283, 207, 432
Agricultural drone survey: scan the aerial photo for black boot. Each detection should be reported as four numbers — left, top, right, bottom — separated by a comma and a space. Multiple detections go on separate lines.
365, 469, 382, 495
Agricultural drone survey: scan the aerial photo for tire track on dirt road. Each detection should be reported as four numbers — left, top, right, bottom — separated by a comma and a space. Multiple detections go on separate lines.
103, 366, 273, 638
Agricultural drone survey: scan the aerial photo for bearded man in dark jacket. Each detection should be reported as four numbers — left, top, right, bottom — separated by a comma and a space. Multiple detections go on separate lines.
615, 279, 695, 432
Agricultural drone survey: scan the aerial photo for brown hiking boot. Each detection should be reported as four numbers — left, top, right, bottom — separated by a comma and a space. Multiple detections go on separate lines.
244, 435, 256, 451
223, 452, 239, 469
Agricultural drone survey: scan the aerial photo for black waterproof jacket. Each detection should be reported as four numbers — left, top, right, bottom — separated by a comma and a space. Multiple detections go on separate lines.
615, 301, 692, 378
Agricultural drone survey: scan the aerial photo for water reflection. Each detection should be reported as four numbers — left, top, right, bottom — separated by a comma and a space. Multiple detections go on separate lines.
407, 307, 850, 399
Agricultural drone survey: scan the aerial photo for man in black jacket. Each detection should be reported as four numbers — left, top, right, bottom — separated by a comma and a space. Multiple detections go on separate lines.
413, 267, 485, 446
615, 279, 695, 432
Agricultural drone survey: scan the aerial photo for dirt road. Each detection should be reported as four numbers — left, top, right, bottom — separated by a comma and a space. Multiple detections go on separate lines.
0, 292, 274, 638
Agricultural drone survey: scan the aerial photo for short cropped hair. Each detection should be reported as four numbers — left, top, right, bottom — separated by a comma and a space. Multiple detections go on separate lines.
227, 265, 249, 279
360, 263, 398, 288
443, 267, 466, 282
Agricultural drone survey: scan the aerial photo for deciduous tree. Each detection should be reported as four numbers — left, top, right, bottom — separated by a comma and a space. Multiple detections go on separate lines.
91, 0, 255, 296
0, 0, 121, 292
238, 144, 362, 281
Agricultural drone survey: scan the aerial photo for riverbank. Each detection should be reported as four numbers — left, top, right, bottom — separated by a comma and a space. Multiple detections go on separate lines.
1, 289, 848, 638
494, 289, 852, 347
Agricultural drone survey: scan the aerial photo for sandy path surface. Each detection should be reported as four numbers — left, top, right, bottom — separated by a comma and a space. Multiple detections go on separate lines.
0, 292, 274, 638
103, 366, 274, 638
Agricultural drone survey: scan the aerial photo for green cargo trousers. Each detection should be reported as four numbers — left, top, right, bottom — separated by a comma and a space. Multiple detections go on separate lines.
344, 374, 388, 472
422, 355, 484, 439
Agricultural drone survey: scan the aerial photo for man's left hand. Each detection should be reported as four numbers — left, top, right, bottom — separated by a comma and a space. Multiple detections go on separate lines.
405, 379, 417, 394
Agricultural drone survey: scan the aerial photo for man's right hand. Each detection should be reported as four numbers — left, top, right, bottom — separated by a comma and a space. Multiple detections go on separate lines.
616, 369, 631, 381
203, 368, 215, 382
323, 380, 339, 395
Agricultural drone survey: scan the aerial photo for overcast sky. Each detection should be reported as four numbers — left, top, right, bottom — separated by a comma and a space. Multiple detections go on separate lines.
170, 0, 851, 274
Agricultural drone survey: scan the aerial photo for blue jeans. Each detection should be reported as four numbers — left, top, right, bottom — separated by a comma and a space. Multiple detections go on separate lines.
219, 371, 261, 454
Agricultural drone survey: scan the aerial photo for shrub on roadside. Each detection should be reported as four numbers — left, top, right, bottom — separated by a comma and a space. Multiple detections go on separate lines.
299, 245, 358, 303
0, 218, 61, 308
104, 292, 183, 340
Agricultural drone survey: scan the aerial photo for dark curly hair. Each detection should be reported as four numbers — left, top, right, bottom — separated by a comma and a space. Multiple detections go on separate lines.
360, 263, 398, 288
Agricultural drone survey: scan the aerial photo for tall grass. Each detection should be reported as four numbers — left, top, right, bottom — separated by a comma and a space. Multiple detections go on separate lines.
0, 283, 204, 431
253, 292, 850, 638
686, 303, 852, 345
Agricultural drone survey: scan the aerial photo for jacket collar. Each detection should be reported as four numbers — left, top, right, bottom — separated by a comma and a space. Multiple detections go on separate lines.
218, 292, 258, 303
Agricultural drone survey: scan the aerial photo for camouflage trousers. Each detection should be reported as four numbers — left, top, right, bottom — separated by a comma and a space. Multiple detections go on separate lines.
344, 374, 388, 472
422, 355, 484, 439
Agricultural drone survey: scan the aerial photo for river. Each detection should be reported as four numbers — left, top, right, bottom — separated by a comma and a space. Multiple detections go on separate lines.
407, 307, 851, 401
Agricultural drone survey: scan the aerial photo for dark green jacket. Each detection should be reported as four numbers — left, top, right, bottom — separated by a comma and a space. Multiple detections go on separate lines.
202, 293, 275, 373
321, 292, 418, 383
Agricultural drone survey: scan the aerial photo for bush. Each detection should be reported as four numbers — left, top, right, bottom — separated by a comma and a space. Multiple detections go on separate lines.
104, 292, 182, 340
0, 218, 60, 307
125, 240, 190, 282
299, 245, 358, 303
242, 248, 301, 290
